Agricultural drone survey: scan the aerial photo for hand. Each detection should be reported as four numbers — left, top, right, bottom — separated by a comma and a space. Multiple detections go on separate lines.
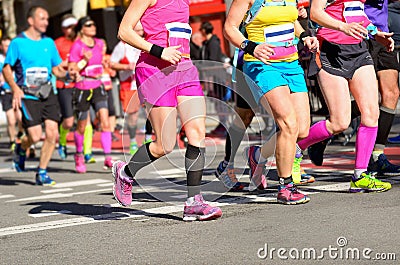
341, 22, 368, 40
161, 45, 182, 64
375, 31, 395, 52
129, 62, 136, 70
298, 7, 307, 19
303, 36, 319, 52
69, 69, 81, 82
253, 43, 275, 64
12, 87, 24, 109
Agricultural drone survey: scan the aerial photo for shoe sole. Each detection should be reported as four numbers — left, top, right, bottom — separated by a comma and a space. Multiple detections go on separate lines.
349, 187, 390, 193
183, 211, 222, 221
277, 196, 311, 205
36, 182, 56, 186
293, 176, 316, 186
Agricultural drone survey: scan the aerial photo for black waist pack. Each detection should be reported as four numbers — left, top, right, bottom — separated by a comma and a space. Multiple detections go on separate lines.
23, 82, 52, 99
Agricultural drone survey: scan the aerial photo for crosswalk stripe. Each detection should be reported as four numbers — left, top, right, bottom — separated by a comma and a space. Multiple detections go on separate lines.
54, 179, 110, 188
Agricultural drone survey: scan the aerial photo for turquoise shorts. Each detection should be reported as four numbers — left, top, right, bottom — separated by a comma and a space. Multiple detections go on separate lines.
243, 60, 307, 104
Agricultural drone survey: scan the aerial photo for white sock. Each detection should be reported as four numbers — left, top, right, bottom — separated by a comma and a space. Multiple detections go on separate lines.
372, 150, 383, 162
354, 169, 366, 179
295, 144, 303, 157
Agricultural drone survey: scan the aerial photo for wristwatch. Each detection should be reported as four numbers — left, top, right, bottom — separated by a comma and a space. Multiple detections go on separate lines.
240, 39, 249, 51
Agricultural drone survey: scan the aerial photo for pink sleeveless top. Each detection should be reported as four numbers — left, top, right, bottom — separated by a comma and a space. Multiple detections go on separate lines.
317, 0, 372, 44
137, 0, 193, 70
69, 38, 104, 90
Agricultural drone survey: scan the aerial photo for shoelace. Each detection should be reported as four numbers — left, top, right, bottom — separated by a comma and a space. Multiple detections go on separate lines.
286, 184, 301, 194
121, 180, 132, 192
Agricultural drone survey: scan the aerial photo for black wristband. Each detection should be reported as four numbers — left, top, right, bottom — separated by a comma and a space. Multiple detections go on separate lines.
299, 31, 311, 41
243, 40, 258, 56
149, 44, 164, 59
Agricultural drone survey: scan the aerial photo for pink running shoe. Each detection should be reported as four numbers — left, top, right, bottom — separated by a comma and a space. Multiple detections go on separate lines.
104, 156, 114, 170
183, 194, 223, 221
112, 160, 133, 207
245, 146, 267, 190
277, 183, 310, 205
74, 153, 86, 173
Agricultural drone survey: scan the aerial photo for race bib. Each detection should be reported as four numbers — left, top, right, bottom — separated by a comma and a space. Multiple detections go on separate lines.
101, 74, 112, 90
343, 1, 371, 27
264, 23, 297, 59
25, 67, 48, 88
83, 64, 104, 78
166, 22, 192, 59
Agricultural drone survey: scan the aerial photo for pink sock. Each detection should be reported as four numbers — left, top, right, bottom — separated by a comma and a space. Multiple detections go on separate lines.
74, 131, 84, 153
298, 120, 333, 150
101, 131, 112, 155
355, 124, 378, 170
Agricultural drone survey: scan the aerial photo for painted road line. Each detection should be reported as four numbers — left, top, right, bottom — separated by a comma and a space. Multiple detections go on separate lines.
0, 194, 15, 199
303, 182, 350, 191
29, 210, 73, 218
152, 168, 184, 175
7, 188, 111, 203
0, 181, 355, 237
41, 188, 73, 194
96, 182, 114, 187
0, 205, 185, 236
54, 179, 110, 188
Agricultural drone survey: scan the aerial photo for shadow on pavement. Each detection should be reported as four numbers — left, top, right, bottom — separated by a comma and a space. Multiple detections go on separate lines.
25, 201, 182, 221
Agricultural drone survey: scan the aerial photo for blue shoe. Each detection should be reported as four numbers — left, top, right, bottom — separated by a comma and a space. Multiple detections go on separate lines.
35, 173, 56, 186
388, 135, 400, 144
58, 144, 67, 160
368, 153, 400, 176
84, 154, 96, 164
13, 144, 26, 172
215, 161, 245, 191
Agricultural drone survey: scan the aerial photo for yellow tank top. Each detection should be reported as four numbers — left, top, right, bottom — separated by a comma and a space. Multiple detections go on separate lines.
244, 0, 299, 62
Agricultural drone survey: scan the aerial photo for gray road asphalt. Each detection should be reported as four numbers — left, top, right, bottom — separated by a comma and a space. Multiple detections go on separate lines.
0, 134, 399, 265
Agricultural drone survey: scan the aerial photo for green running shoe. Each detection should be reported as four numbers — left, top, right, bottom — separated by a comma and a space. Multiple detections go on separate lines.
292, 154, 315, 185
350, 172, 391, 193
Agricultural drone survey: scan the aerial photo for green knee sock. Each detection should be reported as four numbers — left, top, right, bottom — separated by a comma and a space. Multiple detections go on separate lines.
83, 124, 93, 155
59, 124, 69, 146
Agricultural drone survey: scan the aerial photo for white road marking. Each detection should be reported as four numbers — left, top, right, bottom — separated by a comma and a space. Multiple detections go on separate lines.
0, 194, 15, 199
29, 210, 73, 218
96, 183, 114, 187
152, 168, 184, 175
7, 188, 111, 202
54, 179, 110, 188
41, 188, 73, 193
0, 177, 363, 236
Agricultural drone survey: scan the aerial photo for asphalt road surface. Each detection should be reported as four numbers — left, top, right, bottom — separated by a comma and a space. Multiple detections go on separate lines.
0, 134, 399, 265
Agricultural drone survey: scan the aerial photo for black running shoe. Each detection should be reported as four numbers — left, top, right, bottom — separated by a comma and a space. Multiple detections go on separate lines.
307, 140, 328, 166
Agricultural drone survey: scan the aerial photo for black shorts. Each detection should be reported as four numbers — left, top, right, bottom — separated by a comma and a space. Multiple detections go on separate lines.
234, 65, 258, 110
21, 90, 61, 129
367, 39, 400, 72
106, 89, 116, 116
73, 86, 108, 120
57, 88, 74, 119
1, 92, 13, 112
310, 40, 374, 79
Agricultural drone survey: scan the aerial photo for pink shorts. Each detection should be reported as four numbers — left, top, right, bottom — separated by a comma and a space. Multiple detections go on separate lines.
135, 62, 204, 107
